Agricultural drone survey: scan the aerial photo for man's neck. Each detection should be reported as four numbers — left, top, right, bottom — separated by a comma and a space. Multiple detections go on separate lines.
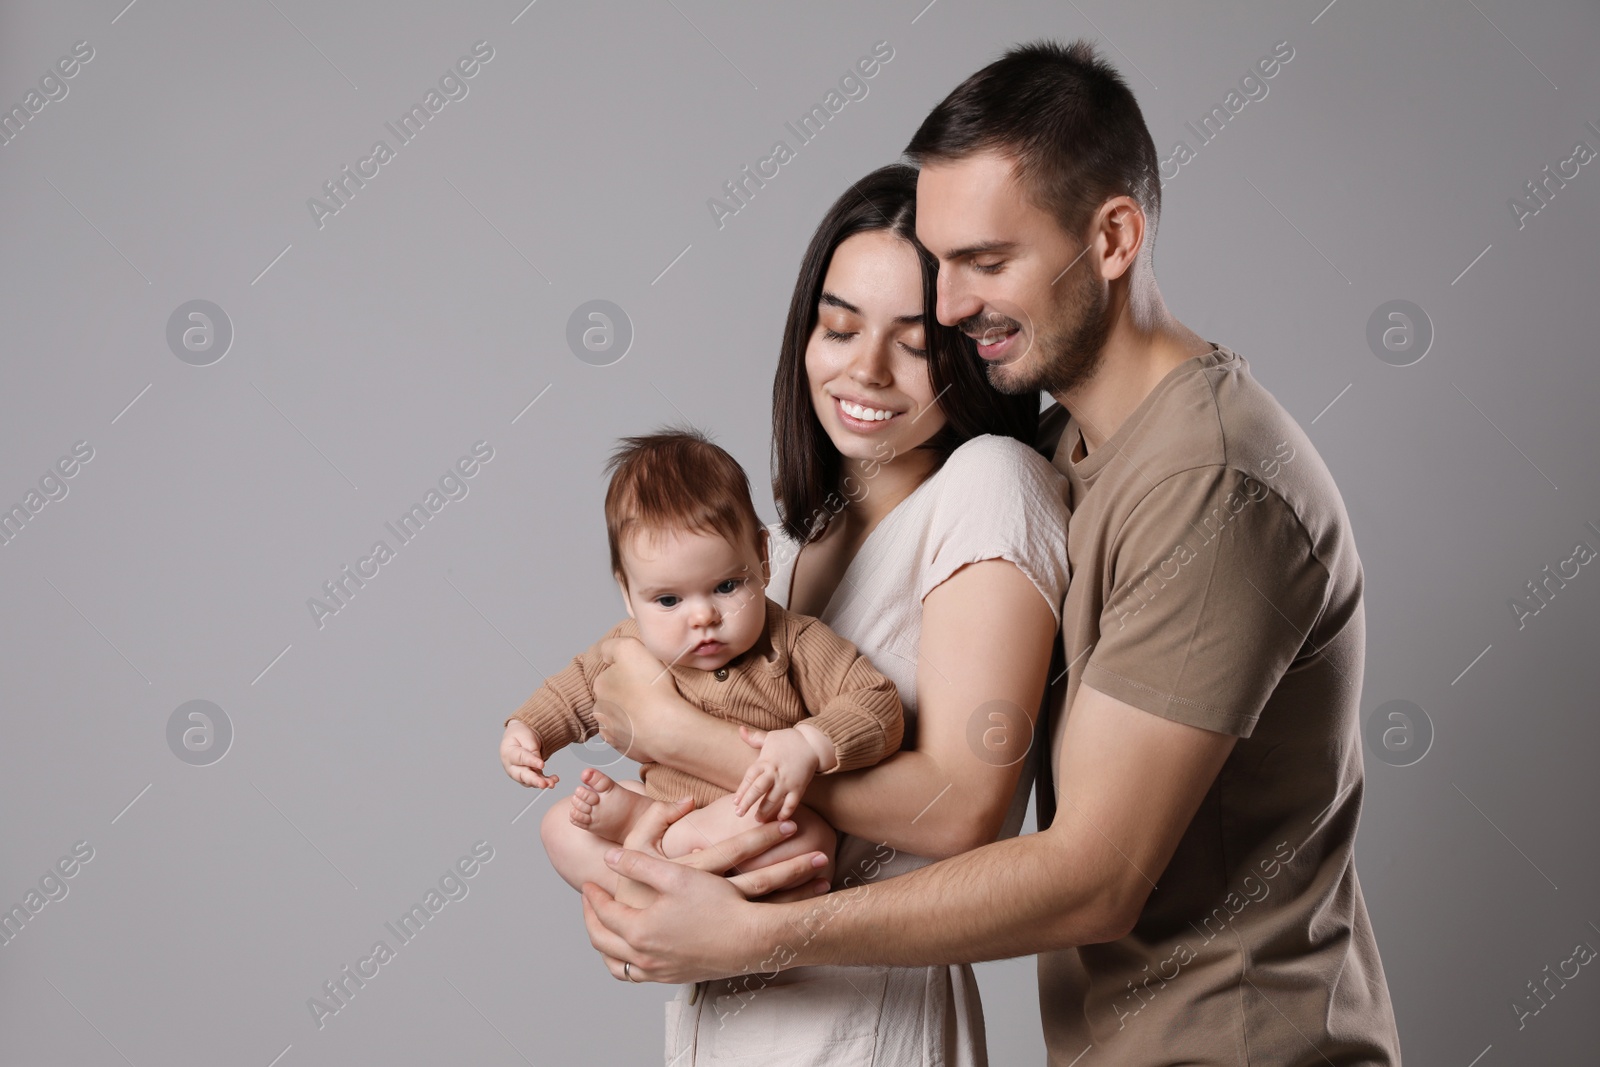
1050, 286, 1212, 456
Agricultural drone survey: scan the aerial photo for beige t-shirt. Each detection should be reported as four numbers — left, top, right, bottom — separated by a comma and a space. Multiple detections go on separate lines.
1034, 344, 1401, 1065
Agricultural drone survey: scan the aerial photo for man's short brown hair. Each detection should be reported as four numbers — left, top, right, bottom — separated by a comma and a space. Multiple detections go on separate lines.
905, 38, 1163, 251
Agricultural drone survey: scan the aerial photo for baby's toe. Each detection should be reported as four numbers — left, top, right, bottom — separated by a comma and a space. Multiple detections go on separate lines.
582, 768, 617, 794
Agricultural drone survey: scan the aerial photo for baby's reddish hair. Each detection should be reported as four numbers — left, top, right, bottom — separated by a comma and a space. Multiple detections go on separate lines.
603, 428, 763, 588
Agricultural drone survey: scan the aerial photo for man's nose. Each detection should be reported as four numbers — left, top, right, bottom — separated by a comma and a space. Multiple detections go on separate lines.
935, 268, 978, 328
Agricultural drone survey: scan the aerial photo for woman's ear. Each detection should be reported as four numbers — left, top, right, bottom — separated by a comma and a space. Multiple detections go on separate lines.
756, 526, 772, 587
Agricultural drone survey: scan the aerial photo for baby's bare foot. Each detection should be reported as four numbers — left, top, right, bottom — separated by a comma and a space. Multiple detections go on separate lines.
568, 768, 655, 844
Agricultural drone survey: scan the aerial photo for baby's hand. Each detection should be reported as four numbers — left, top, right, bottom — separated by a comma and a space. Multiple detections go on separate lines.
733, 725, 828, 822
500, 720, 558, 789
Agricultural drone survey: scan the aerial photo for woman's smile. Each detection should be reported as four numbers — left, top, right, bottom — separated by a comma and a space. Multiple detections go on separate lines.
832, 394, 907, 432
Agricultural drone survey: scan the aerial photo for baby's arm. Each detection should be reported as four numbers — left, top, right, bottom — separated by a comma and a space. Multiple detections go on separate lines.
785, 618, 907, 773
498, 619, 633, 788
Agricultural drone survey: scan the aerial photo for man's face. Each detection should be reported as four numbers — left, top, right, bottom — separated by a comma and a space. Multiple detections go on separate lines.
915, 149, 1112, 397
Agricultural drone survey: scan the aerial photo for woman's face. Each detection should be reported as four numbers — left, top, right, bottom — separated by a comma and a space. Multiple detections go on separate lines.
805, 230, 948, 467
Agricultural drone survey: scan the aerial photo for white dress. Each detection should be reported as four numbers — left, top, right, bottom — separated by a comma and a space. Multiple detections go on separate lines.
663, 434, 1072, 1067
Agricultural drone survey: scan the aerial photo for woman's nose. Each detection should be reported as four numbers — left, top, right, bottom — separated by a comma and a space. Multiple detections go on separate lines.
847, 332, 892, 386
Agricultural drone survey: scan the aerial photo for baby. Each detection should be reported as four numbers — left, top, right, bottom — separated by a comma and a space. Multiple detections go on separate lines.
498, 428, 905, 897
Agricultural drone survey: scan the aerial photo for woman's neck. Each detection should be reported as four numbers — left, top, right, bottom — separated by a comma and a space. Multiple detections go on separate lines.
837, 445, 940, 532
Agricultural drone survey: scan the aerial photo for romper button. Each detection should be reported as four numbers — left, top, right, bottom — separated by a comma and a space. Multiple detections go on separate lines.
713, 667, 729, 681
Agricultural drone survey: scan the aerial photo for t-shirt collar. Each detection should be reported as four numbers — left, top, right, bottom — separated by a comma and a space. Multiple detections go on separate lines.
1054, 342, 1231, 486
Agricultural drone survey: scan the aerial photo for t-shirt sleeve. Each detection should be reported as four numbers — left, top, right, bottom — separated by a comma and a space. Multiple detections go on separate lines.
917, 436, 1072, 622
1081, 466, 1329, 737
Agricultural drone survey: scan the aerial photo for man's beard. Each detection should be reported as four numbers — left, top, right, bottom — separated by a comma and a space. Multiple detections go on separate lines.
976, 269, 1112, 397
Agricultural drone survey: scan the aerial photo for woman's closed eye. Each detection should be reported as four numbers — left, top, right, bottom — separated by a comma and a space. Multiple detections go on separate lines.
823, 327, 927, 357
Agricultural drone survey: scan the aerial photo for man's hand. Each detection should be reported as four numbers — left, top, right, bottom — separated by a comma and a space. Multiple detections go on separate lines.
499, 720, 557, 788
732, 725, 825, 822
582, 798, 825, 984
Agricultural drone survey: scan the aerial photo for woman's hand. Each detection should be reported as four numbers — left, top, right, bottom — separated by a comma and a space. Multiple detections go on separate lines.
591, 637, 684, 765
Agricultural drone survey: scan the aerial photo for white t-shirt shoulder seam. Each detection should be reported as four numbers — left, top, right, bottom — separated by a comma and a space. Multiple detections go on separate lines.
916, 434, 1071, 624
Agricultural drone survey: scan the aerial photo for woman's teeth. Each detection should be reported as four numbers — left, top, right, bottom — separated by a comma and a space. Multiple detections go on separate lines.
839, 398, 896, 421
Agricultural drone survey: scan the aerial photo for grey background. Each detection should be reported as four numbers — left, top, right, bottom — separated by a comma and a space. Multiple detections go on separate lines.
2, 0, 1597, 1063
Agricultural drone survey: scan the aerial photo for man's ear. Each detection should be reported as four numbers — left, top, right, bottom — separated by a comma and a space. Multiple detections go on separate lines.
1094, 195, 1146, 282
614, 572, 636, 620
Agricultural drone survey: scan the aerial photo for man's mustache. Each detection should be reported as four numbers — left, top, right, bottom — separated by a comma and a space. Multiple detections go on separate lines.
958, 313, 1023, 343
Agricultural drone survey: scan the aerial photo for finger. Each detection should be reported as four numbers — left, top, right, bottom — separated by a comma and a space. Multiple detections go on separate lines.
597, 951, 629, 982
580, 883, 640, 965
511, 766, 551, 788
753, 775, 782, 819
737, 778, 769, 819
510, 748, 547, 771
727, 851, 829, 899
737, 767, 771, 815
603, 846, 693, 896
678, 818, 799, 876
758, 786, 781, 823
777, 792, 799, 822
623, 794, 695, 850
732, 770, 758, 816
740, 725, 765, 750
761, 781, 786, 822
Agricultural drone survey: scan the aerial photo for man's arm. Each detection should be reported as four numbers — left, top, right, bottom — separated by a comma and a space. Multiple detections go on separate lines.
581, 680, 1236, 982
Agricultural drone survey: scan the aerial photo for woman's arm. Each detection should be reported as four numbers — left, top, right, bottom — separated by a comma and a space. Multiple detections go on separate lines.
589, 653, 756, 792
595, 558, 1056, 858
803, 558, 1056, 859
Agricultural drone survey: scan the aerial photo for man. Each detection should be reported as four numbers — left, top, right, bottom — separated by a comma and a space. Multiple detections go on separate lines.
582, 39, 1402, 1064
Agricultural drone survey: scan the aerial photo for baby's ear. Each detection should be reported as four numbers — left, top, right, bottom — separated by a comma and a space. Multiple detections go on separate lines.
614, 572, 636, 619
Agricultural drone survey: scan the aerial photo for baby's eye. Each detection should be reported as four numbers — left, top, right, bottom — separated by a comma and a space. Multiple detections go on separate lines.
654, 595, 680, 608
716, 579, 742, 595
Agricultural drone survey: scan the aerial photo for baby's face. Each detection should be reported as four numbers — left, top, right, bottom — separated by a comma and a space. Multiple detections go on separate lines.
616, 525, 768, 671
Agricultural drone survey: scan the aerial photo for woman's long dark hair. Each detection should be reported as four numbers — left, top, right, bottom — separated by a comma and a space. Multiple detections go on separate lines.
772, 163, 1038, 543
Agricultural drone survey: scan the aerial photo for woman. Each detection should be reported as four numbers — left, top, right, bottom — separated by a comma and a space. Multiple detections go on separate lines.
598, 163, 1070, 1065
